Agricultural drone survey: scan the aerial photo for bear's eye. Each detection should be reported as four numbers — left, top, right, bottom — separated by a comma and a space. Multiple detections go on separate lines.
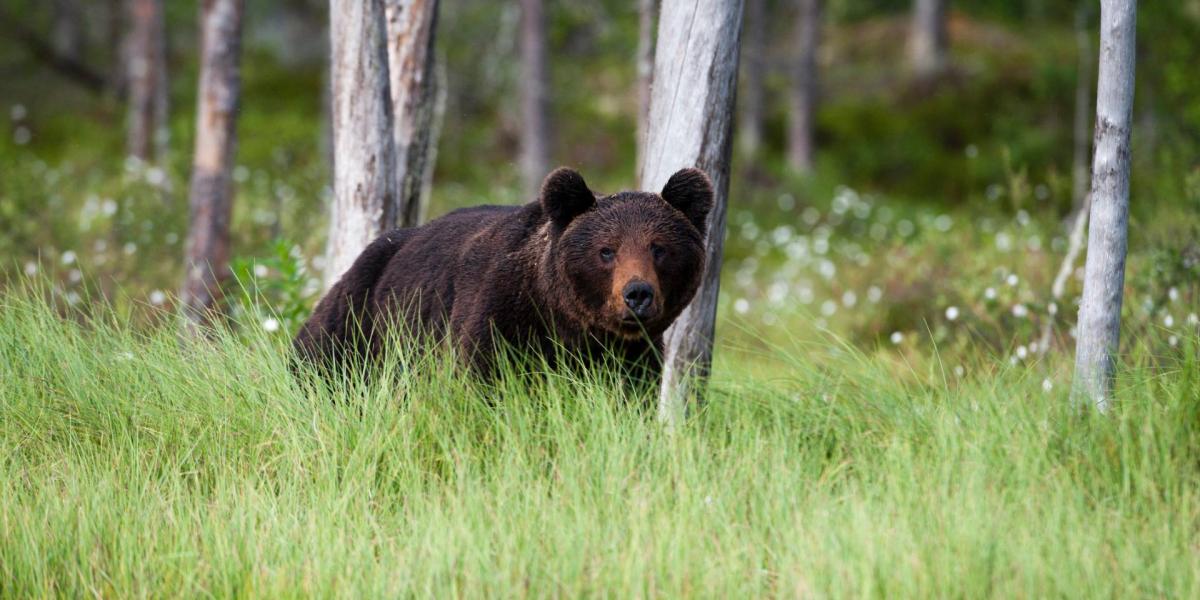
650, 244, 665, 261
599, 247, 615, 263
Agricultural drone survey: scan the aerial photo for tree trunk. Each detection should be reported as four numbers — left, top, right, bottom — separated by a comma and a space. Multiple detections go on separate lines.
788, 0, 821, 173
125, 0, 169, 162
324, 0, 399, 288
908, 0, 947, 78
1072, 0, 1137, 412
181, 0, 244, 330
52, 0, 85, 61
738, 0, 764, 158
639, 0, 743, 426
383, 0, 442, 228
519, 0, 550, 197
635, 0, 658, 180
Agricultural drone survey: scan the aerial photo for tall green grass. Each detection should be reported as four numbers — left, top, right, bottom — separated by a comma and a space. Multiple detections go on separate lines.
2, 289, 1198, 597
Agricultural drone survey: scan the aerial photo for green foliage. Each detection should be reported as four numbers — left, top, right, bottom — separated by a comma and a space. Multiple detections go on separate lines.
2, 290, 1199, 596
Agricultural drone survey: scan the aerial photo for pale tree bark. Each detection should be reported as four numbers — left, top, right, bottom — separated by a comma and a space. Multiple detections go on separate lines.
181, 0, 244, 329
519, 0, 550, 197
1073, 0, 1137, 411
737, 0, 764, 158
908, 0, 947, 78
126, 0, 169, 162
383, 0, 442, 227
635, 0, 658, 181
639, 0, 743, 426
324, 0, 399, 288
788, 0, 821, 173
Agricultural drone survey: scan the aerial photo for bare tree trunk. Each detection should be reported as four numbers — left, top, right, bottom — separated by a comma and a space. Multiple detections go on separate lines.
383, 0, 441, 227
1073, 0, 1137, 412
788, 0, 821, 173
640, 0, 743, 426
519, 0, 550, 197
324, 0, 398, 288
635, 0, 658, 181
737, 0, 764, 158
52, 0, 85, 61
908, 0, 947, 78
181, 0, 244, 329
126, 0, 169, 162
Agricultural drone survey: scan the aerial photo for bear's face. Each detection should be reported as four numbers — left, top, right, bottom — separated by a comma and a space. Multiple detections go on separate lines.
540, 167, 713, 339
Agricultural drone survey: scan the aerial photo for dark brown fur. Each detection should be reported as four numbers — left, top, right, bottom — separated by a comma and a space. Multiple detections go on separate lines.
293, 167, 713, 379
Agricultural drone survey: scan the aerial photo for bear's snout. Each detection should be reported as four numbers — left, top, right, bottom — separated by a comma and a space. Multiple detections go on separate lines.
622, 281, 655, 318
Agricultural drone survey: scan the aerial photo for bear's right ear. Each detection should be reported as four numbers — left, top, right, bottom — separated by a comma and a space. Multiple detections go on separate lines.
540, 167, 596, 229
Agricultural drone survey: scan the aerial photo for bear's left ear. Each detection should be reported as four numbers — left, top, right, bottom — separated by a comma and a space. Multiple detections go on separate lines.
540, 167, 596, 229
661, 167, 713, 232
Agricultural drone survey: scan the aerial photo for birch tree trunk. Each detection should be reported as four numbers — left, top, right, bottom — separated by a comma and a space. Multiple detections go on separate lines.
383, 0, 442, 227
635, 0, 658, 181
519, 0, 550, 197
181, 0, 244, 329
1073, 0, 1137, 411
738, 0, 764, 158
908, 0, 947, 78
639, 0, 743, 426
324, 0, 398, 288
788, 0, 821, 173
126, 0, 169, 162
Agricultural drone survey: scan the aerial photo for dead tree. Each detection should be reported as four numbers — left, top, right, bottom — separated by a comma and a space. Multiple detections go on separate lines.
383, 0, 442, 227
788, 0, 821, 173
325, 0, 398, 288
639, 0, 744, 425
908, 0, 947, 77
126, 0, 169, 162
1073, 0, 1137, 411
635, 0, 658, 179
181, 0, 245, 329
519, 0, 550, 197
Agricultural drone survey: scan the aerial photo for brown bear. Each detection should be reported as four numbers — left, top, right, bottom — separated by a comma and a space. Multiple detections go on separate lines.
292, 166, 713, 380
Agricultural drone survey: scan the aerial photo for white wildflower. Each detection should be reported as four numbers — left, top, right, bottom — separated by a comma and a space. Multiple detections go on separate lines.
23, 262, 38, 276
149, 290, 166, 306
61, 250, 76, 265
984, 287, 997, 300
733, 298, 750, 315
945, 306, 960, 321
867, 286, 883, 303
1006, 273, 1019, 287
821, 300, 837, 317
1164, 314, 1175, 328
262, 317, 280, 333
890, 331, 904, 345
1042, 378, 1053, 393
1012, 304, 1029, 318
841, 290, 857, 308
253, 263, 269, 278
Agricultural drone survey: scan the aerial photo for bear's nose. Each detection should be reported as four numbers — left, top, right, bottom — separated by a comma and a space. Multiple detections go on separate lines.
622, 281, 655, 317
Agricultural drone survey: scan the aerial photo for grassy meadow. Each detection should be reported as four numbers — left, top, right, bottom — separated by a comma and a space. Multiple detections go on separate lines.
2, 289, 1199, 596
3, 1, 1200, 597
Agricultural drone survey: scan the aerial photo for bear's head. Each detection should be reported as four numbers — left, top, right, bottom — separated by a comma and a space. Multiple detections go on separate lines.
539, 167, 713, 339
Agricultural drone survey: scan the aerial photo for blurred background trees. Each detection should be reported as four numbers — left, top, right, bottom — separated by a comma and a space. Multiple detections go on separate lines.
0, 0, 1196, 377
